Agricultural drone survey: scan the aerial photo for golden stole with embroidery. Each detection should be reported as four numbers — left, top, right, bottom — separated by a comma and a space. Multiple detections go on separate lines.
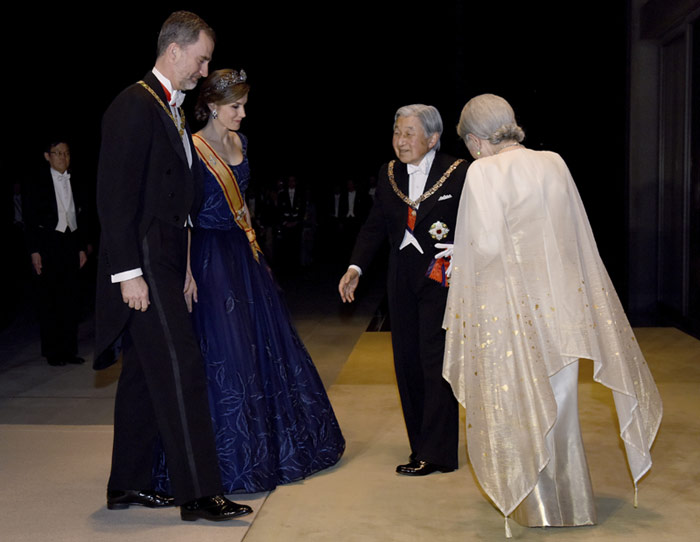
192, 134, 262, 262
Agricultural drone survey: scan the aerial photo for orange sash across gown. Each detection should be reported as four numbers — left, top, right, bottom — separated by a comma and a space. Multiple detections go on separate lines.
192, 134, 262, 262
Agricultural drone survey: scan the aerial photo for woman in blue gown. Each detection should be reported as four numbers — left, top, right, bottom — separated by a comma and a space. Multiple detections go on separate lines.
155, 69, 344, 494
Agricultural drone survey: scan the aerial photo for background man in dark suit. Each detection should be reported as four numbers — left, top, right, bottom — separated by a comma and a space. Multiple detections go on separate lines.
339, 104, 467, 476
333, 177, 372, 263
24, 139, 88, 366
276, 175, 305, 270
95, 11, 251, 521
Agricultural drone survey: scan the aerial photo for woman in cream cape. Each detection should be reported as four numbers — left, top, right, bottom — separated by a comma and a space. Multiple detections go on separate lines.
442, 94, 662, 535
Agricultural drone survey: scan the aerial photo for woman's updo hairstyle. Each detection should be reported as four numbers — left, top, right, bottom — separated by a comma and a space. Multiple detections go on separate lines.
457, 94, 525, 145
195, 69, 250, 122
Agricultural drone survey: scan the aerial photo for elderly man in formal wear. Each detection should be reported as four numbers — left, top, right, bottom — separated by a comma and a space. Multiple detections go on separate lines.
95, 11, 251, 521
24, 139, 88, 366
338, 104, 468, 475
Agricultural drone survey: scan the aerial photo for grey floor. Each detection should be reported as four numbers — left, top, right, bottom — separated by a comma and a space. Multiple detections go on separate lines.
1, 264, 699, 541
0, 262, 383, 425
0, 262, 382, 542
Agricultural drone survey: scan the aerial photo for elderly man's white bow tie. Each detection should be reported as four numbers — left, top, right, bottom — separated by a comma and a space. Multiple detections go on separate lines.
407, 163, 428, 175
56, 172, 71, 182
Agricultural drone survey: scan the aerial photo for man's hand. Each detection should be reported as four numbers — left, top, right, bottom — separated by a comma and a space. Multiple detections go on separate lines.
184, 270, 198, 313
79, 250, 88, 269
120, 276, 150, 312
338, 268, 360, 303
31, 252, 42, 275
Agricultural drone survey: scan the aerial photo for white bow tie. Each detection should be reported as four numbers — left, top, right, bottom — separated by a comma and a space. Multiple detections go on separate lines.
407, 163, 427, 175
56, 172, 71, 182
169, 90, 185, 108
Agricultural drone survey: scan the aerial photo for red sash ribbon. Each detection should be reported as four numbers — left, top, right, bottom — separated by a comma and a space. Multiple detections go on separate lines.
425, 256, 450, 287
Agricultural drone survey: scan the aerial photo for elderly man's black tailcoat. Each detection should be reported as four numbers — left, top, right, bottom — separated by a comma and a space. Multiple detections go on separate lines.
350, 153, 467, 469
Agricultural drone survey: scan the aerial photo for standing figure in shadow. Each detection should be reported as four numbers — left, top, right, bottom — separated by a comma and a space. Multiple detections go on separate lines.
154, 69, 345, 494
24, 139, 89, 366
276, 175, 305, 272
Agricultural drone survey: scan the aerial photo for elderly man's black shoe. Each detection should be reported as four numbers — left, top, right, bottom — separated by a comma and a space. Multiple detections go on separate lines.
180, 495, 253, 522
107, 489, 175, 509
396, 460, 455, 476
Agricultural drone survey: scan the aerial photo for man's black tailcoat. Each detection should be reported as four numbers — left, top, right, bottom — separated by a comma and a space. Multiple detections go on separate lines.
95, 71, 222, 503
350, 153, 467, 469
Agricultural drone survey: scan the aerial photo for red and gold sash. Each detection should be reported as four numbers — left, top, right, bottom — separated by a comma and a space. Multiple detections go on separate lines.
192, 134, 262, 262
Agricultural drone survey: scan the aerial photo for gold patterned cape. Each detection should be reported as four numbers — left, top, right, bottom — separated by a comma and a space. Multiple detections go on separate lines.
442, 148, 662, 518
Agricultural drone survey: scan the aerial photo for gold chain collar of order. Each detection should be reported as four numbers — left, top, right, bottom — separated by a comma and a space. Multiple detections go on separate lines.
388, 158, 464, 209
138, 81, 186, 137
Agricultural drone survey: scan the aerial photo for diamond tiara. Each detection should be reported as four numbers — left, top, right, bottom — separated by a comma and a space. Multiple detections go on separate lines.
213, 70, 247, 91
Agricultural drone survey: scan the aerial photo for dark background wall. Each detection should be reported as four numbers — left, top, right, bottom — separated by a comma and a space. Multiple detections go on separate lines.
8, 1, 629, 296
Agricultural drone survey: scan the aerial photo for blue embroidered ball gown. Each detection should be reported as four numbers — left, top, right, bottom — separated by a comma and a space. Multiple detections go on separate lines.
154, 134, 344, 493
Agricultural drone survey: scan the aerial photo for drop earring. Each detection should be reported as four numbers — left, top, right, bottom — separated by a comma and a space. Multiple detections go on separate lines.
212, 110, 218, 119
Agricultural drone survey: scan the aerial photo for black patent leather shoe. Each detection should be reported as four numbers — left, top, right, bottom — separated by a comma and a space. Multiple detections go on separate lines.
107, 489, 175, 509
396, 460, 455, 476
180, 495, 253, 522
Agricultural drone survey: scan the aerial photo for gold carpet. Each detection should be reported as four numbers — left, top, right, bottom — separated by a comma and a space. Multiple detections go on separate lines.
245, 327, 700, 541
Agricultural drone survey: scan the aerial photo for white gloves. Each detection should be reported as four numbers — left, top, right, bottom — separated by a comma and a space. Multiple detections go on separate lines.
434, 243, 454, 278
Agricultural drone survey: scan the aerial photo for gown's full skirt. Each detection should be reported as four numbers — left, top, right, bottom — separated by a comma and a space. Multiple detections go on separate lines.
154, 224, 345, 493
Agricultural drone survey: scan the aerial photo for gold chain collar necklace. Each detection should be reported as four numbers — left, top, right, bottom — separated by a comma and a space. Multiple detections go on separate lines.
137, 81, 186, 137
388, 158, 464, 209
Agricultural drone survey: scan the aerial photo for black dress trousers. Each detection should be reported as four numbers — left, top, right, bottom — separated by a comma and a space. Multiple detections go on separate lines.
387, 246, 459, 470
107, 220, 222, 504
35, 229, 80, 361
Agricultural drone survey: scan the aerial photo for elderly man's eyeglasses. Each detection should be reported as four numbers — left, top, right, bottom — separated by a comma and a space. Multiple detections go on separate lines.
49, 151, 70, 157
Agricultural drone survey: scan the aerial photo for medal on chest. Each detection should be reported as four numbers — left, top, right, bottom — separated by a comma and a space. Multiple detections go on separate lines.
429, 221, 449, 240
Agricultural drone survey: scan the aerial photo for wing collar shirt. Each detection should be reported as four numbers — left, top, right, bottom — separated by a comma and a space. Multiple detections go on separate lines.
346, 190, 356, 218
152, 67, 192, 167
50, 168, 78, 232
398, 148, 435, 254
